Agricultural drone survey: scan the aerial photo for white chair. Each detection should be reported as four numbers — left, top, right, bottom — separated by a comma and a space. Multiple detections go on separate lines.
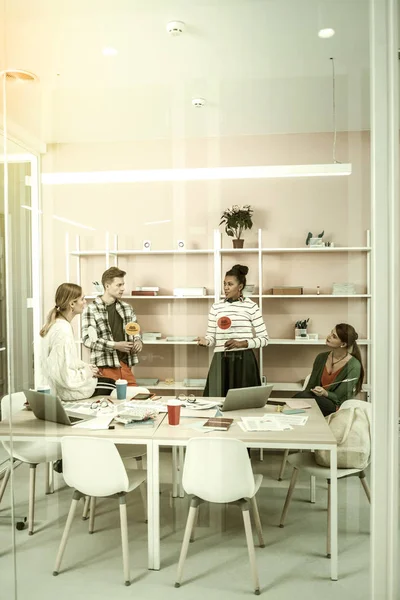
174, 438, 265, 595
0, 392, 61, 534
277, 373, 311, 481
278, 399, 371, 557
81, 445, 148, 522
53, 436, 147, 586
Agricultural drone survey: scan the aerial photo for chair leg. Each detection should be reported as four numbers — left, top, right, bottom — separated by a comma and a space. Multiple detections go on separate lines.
327, 479, 331, 558
250, 496, 265, 548
88, 497, 96, 534
259, 449, 263, 461
175, 497, 200, 587
278, 449, 289, 481
190, 505, 199, 543
241, 501, 261, 595
118, 495, 131, 586
28, 464, 37, 535
0, 465, 11, 504
359, 472, 371, 503
53, 490, 82, 576
82, 496, 90, 520
279, 468, 299, 527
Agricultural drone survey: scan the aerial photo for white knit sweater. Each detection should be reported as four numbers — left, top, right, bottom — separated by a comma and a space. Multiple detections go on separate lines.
39, 319, 96, 401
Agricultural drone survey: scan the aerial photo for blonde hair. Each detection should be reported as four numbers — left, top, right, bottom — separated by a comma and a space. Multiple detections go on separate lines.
40, 283, 82, 337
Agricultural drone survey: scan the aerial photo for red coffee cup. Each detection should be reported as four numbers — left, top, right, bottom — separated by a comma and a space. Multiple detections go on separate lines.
167, 400, 181, 426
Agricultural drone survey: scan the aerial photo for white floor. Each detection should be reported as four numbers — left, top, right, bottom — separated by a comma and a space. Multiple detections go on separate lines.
0, 449, 371, 600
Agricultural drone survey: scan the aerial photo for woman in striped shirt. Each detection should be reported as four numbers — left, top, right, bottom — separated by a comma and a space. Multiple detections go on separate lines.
197, 264, 269, 397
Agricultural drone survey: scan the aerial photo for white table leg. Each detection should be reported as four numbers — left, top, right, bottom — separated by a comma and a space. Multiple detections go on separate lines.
178, 446, 185, 498
330, 447, 338, 581
146, 440, 154, 570
152, 441, 160, 571
172, 447, 178, 498
310, 475, 316, 503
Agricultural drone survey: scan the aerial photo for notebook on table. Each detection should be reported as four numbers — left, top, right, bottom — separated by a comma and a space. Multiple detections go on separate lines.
203, 417, 234, 431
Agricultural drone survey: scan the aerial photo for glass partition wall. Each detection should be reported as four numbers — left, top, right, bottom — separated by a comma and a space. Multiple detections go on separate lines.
1, 1, 399, 598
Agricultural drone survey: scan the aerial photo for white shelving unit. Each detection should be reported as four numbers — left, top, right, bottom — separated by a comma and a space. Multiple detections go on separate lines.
67, 229, 371, 395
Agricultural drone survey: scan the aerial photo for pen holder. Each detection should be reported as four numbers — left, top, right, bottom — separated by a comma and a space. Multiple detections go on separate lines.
295, 328, 308, 339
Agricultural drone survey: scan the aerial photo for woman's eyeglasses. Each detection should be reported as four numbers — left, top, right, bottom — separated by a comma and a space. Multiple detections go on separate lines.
176, 394, 197, 404
90, 398, 114, 412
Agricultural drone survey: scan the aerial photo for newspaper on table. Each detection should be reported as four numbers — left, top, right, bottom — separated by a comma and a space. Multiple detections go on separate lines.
240, 413, 308, 432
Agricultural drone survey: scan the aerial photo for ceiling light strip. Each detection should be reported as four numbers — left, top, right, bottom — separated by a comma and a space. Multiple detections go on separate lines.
41, 164, 352, 185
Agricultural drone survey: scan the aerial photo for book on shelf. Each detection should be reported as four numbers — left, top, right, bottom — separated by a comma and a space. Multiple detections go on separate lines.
142, 332, 162, 340
136, 378, 160, 386
165, 336, 197, 342
203, 417, 234, 431
131, 290, 158, 296
332, 282, 356, 295
173, 287, 207, 297
134, 286, 160, 292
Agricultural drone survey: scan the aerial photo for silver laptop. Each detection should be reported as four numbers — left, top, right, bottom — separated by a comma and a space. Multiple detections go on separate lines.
221, 384, 274, 412
25, 390, 95, 426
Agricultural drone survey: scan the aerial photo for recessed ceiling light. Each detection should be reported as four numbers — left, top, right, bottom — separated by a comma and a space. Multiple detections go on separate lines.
102, 47, 118, 56
318, 28, 335, 39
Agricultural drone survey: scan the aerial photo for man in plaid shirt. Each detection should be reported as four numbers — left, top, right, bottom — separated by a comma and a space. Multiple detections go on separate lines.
82, 267, 142, 385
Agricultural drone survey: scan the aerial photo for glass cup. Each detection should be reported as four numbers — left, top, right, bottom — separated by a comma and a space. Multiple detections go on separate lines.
116, 379, 128, 400
167, 399, 181, 426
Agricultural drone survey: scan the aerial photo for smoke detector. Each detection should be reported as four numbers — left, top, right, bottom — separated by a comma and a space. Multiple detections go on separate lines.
166, 21, 185, 36
192, 97, 206, 108
1, 69, 38, 82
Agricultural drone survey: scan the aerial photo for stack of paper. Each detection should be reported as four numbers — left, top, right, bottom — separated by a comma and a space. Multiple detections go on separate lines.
240, 414, 309, 432
142, 333, 162, 342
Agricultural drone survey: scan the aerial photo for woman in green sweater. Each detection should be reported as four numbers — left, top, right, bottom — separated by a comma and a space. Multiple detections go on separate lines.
294, 323, 364, 416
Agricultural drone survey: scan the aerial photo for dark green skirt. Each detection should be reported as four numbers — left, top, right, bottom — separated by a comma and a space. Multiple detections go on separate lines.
203, 350, 261, 397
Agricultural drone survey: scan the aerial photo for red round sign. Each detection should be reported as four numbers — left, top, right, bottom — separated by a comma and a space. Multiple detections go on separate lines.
217, 316, 232, 330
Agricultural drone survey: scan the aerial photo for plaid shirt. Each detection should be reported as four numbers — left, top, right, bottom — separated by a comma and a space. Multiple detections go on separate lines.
82, 296, 140, 368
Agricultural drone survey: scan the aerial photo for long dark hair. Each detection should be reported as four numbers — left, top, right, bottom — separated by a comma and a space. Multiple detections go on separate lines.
225, 264, 248, 292
335, 323, 364, 395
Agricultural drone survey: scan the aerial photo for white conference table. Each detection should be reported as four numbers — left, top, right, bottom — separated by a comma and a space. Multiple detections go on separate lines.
0, 398, 338, 580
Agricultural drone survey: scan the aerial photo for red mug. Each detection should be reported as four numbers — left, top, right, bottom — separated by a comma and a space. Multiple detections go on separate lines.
167, 400, 181, 426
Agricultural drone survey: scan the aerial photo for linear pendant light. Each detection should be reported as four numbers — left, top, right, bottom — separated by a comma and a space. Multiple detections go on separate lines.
41, 163, 351, 185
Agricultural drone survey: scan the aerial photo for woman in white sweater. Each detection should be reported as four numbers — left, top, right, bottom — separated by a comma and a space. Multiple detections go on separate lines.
39, 283, 115, 401
197, 264, 269, 397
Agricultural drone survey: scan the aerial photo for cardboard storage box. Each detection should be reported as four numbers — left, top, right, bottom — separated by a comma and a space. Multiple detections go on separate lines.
270, 286, 303, 295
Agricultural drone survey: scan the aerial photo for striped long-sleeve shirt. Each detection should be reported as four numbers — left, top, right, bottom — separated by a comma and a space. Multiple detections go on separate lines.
204, 298, 269, 352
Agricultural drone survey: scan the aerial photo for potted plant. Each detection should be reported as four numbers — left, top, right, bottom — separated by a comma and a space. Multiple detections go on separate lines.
220, 205, 254, 248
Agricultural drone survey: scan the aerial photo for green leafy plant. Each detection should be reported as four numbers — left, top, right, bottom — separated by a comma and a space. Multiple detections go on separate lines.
220, 205, 254, 239
305, 230, 324, 245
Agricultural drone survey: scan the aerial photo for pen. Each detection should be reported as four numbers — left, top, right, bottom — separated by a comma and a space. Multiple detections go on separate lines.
321, 377, 358, 389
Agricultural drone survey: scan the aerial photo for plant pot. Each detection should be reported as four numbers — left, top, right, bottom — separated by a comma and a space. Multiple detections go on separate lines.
232, 239, 244, 249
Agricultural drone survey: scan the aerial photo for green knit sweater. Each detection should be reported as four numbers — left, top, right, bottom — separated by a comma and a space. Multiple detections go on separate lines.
306, 351, 362, 406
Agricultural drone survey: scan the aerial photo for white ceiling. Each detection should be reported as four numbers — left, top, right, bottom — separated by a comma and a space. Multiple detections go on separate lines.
1, 0, 371, 144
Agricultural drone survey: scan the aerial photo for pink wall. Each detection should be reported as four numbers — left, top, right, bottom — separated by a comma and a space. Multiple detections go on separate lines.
41, 131, 370, 386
